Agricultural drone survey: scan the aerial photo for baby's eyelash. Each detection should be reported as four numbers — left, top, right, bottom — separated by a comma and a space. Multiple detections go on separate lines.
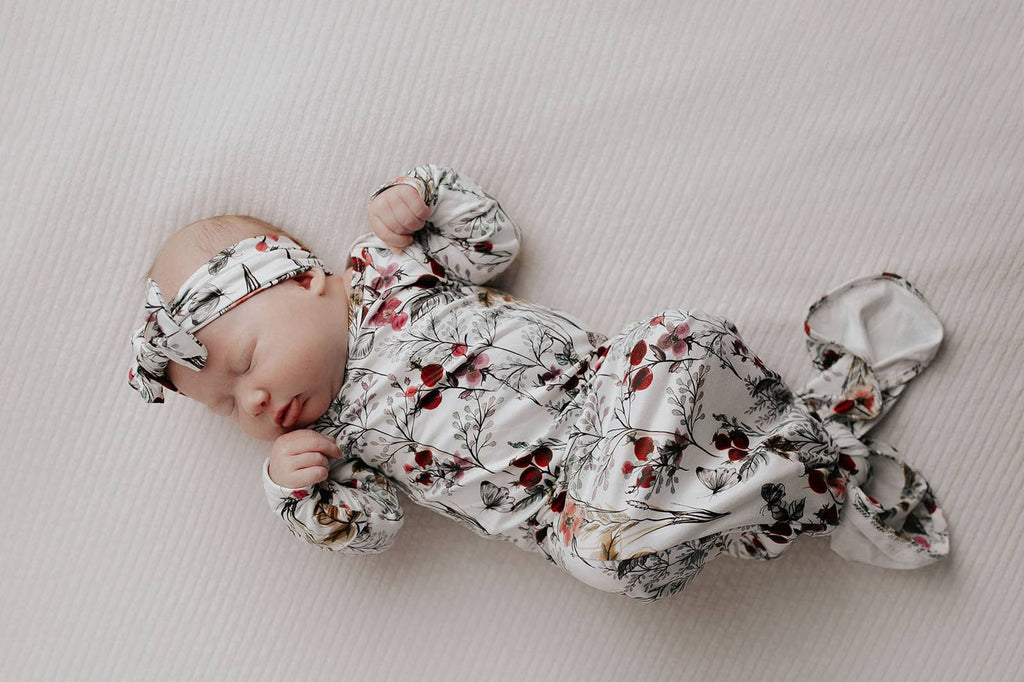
244, 343, 256, 374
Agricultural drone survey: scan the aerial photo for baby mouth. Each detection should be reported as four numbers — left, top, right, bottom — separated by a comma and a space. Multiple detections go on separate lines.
276, 396, 303, 428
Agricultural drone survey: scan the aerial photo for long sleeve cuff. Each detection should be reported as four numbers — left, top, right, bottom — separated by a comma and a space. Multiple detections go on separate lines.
262, 456, 314, 503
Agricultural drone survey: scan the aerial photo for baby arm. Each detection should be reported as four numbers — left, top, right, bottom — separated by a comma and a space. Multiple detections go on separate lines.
263, 430, 404, 555
368, 164, 521, 284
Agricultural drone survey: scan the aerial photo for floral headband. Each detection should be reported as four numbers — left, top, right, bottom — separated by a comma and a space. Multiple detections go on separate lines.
128, 234, 331, 403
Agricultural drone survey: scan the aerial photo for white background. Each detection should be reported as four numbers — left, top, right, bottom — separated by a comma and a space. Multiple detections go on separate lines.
2, 1, 1021, 680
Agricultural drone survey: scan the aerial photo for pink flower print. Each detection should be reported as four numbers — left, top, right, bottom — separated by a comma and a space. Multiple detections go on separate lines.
456, 352, 490, 386
538, 364, 563, 386
558, 500, 579, 546
833, 385, 876, 415
369, 263, 401, 291
390, 312, 409, 331
369, 298, 408, 330
657, 322, 690, 356
851, 385, 876, 411
452, 454, 473, 483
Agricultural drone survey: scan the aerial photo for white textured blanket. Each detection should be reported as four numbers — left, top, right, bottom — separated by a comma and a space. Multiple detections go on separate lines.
3, 1, 1021, 680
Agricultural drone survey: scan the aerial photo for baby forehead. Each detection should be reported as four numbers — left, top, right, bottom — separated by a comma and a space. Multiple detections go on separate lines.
149, 218, 281, 296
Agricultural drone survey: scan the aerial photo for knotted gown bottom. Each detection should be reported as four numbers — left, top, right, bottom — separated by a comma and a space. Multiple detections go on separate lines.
536, 273, 950, 602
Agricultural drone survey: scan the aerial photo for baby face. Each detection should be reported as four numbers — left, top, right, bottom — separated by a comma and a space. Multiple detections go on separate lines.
166, 267, 350, 442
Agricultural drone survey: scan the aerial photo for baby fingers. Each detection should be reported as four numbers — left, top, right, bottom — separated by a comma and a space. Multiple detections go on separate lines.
383, 194, 426, 235
273, 429, 342, 459
370, 213, 414, 250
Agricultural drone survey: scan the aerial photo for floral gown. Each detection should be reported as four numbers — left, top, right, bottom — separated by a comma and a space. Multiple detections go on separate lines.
262, 165, 950, 602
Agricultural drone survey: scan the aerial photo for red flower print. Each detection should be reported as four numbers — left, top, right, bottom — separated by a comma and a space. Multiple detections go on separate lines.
634, 437, 654, 461
472, 241, 493, 253
649, 315, 664, 326
629, 340, 647, 366
714, 430, 749, 461
511, 453, 533, 468
849, 385, 876, 411
390, 312, 409, 331
656, 322, 690, 356
631, 367, 653, 391
637, 465, 655, 488
452, 343, 468, 357
369, 298, 403, 327
412, 274, 439, 288
807, 468, 827, 494
519, 466, 542, 487
417, 389, 442, 410
622, 461, 634, 475
414, 449, 433, 467
420, 364, 444, 387
833, 399, 855, 414
293, 489, 308, 499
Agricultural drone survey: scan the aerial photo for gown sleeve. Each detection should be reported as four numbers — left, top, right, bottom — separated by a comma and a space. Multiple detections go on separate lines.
369, 164, 521, 285
262, 453, 404, 555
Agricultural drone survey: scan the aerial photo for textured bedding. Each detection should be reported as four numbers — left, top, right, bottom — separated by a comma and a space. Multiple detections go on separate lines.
3, 1, 1022, 680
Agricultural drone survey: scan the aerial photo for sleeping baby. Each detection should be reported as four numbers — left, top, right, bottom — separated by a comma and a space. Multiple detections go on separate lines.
128, 164, 950, 601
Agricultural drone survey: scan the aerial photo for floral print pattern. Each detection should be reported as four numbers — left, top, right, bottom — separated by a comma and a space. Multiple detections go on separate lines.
262, 165, 950, 601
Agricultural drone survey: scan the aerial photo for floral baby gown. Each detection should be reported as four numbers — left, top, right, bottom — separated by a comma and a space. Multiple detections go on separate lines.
262, 164, 950, 602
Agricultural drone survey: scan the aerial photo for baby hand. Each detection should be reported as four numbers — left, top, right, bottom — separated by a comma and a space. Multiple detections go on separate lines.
268, 429, 342, 489
368, 183, 430, 251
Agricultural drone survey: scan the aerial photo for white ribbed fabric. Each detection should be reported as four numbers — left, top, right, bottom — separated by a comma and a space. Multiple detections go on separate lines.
2, 1, 1022, 680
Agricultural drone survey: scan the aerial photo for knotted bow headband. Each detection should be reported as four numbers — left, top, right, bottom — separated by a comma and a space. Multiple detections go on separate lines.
128, 234, 332, 403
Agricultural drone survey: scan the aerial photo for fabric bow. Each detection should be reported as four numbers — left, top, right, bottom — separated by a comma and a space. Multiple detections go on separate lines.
128, 279, 208, 403
127, 234, 330, 403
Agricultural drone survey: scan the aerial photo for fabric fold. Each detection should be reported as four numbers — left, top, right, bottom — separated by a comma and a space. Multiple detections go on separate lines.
796, 273, 950, 569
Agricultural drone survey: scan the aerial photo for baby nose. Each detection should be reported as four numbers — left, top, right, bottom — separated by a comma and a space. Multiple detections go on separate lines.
243, 388, 271, 417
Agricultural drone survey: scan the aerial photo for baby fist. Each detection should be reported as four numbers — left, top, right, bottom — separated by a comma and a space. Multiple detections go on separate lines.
368, 182, 430, 251
268, 429, 342, 489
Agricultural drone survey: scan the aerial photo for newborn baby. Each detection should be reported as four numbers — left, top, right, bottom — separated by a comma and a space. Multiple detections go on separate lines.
129, 164, 950, 601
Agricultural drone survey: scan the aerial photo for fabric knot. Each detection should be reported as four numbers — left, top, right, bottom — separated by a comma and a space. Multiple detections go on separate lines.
127, 234, 330, 403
